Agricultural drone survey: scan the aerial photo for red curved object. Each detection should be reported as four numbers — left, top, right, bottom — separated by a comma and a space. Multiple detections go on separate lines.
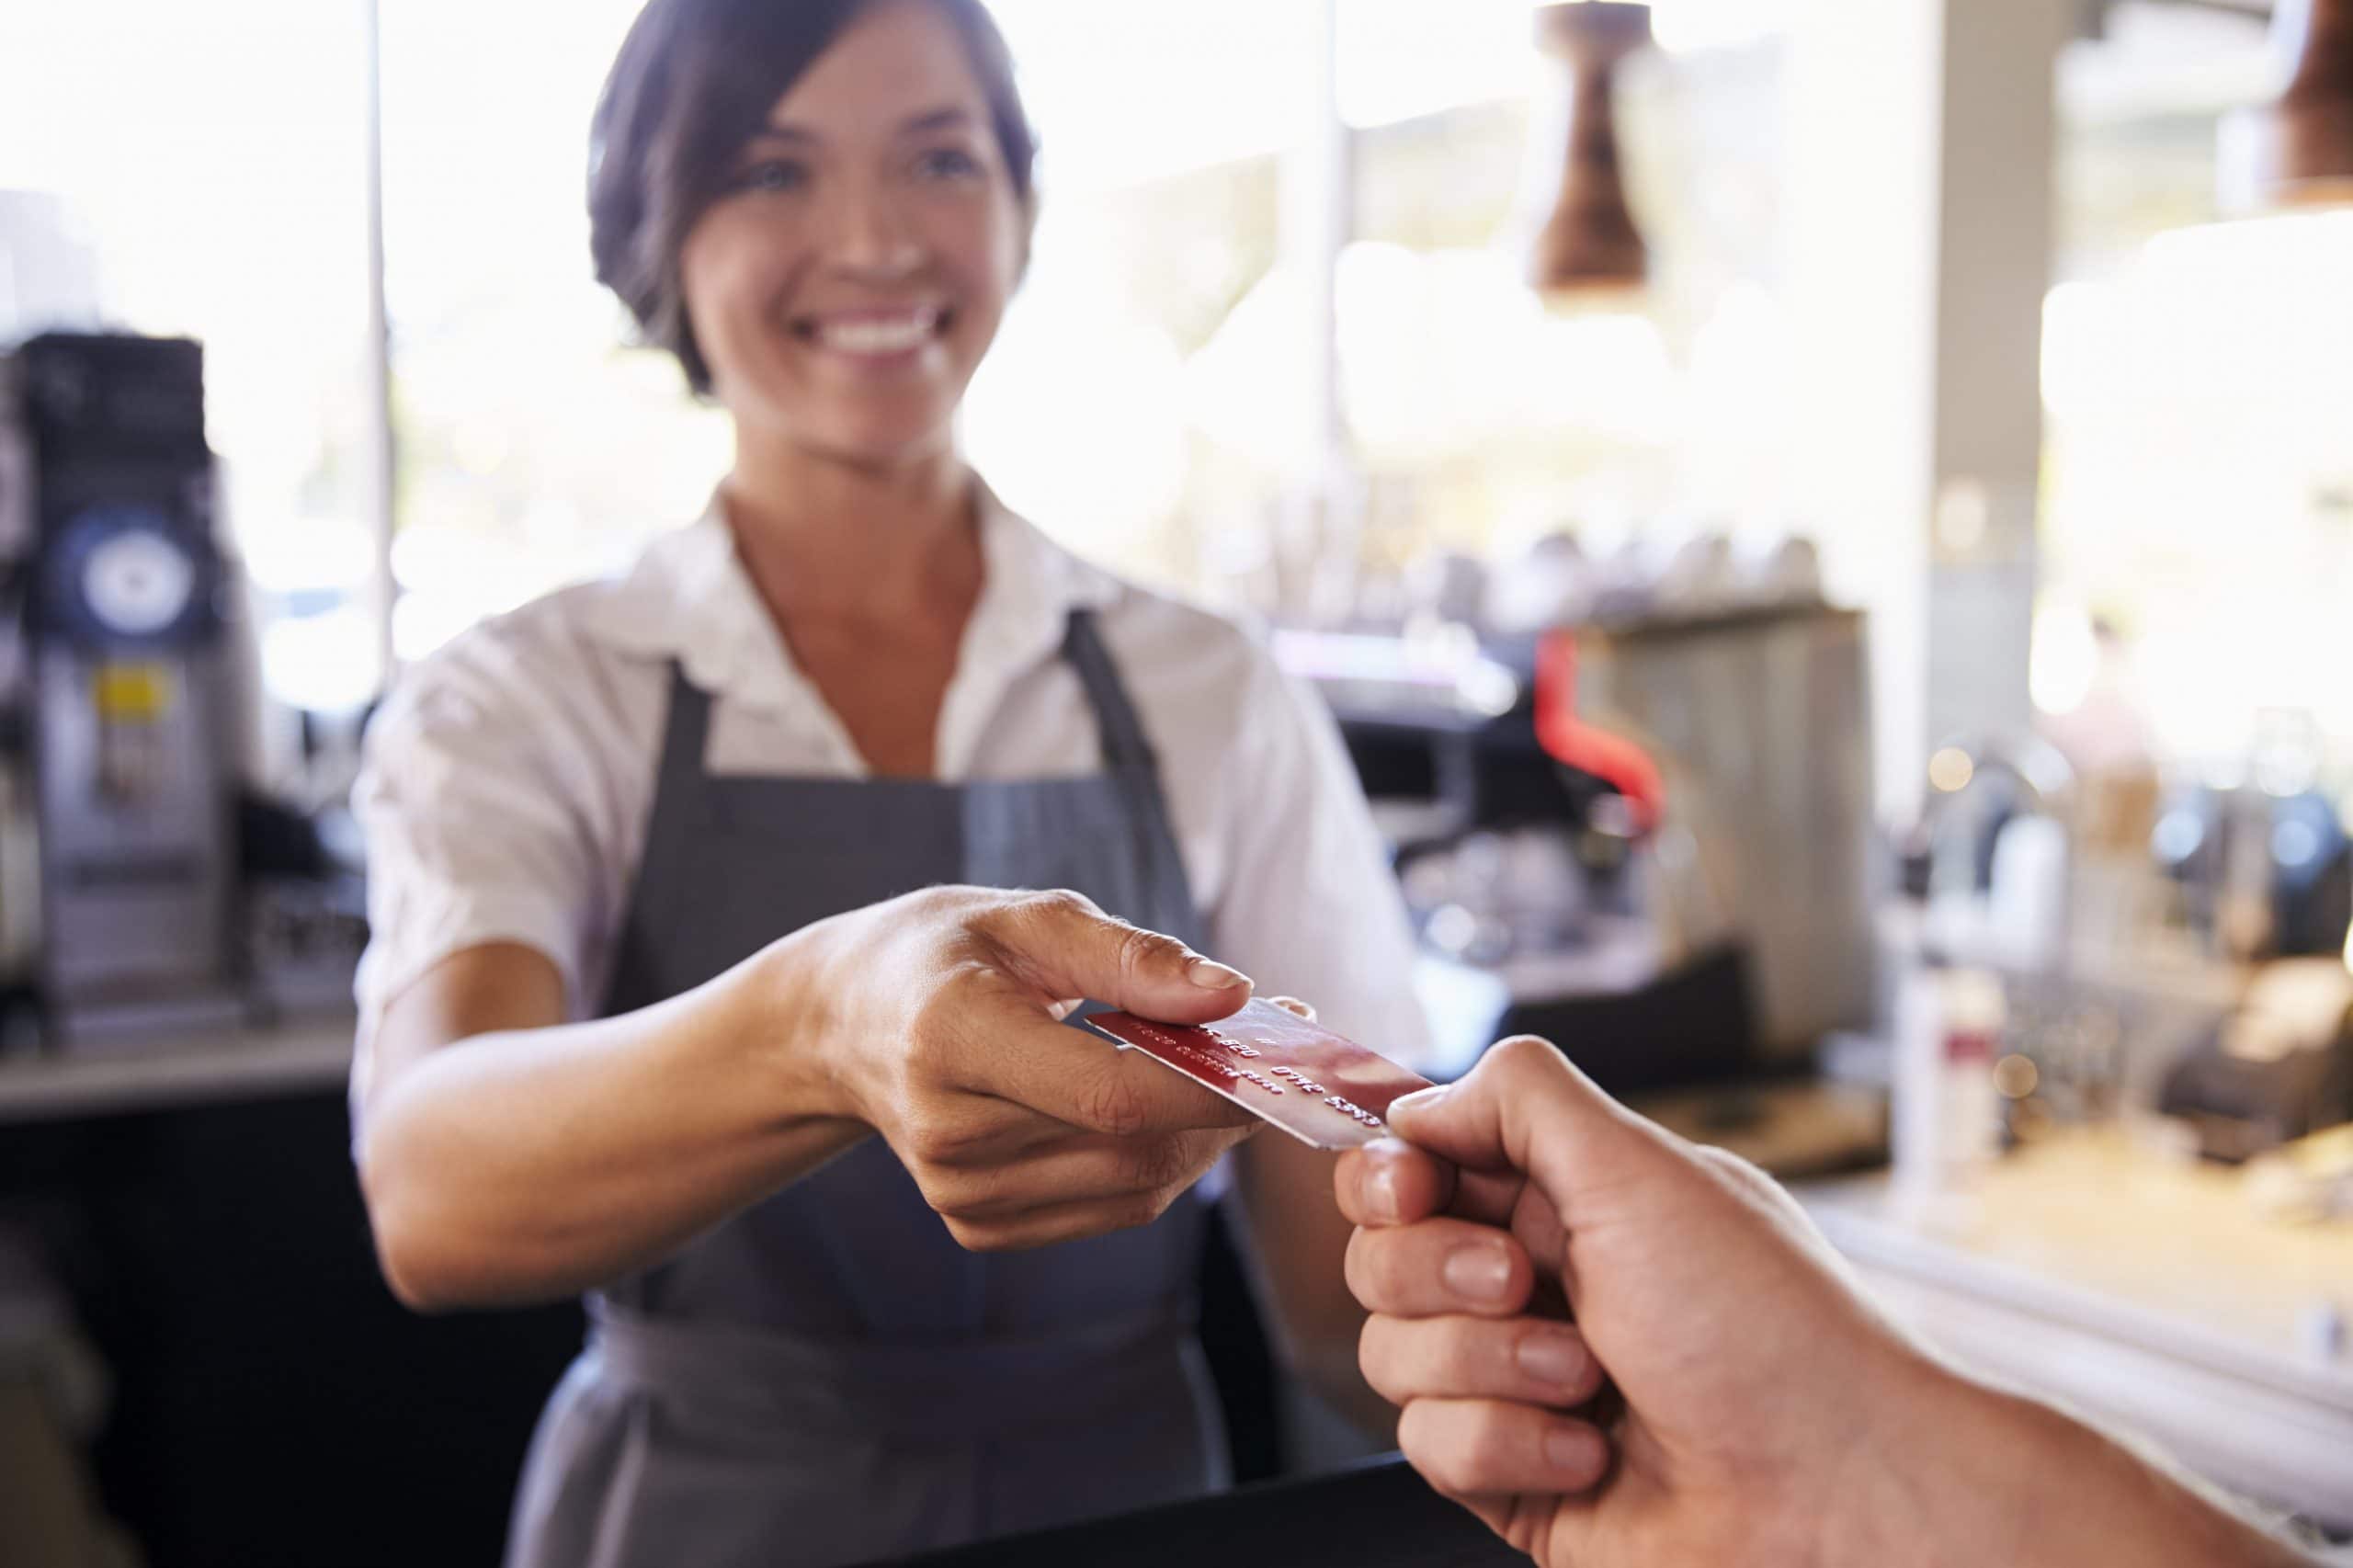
1533, 629, 1665, 835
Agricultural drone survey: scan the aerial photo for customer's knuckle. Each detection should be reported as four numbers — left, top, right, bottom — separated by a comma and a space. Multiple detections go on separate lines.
1399, 1403, 1480, 1493
1344, 1227, 1398, 1309
1488, 1035, 1561, 1077
1357, 1317, 1408, 1401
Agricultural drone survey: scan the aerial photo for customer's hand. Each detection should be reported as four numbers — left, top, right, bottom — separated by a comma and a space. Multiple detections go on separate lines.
1337, 1038, 2323, 1568
782, 886, 1261, 1251
1336, 1036, 1931, 1568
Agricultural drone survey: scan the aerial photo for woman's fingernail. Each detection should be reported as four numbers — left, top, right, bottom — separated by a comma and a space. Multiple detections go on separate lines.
1546, 1426, 1602, 1481
1516, 1331, 1586, 1389
1366, 1160, 1402, 1222
1441, 1244, 1514, 1302
1188, 958, 1251, 991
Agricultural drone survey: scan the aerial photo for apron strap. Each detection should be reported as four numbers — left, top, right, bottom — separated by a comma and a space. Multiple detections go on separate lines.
1061, 608, 1157, 773
1059, 609, 1203, 949
642, 662, 719, 906
599, 664, 715, 1018
655, 662, 716, 785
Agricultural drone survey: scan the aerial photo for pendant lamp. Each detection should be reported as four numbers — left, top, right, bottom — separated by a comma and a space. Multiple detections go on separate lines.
2221, 0, 2353, 211
1528, 2, 1654, 300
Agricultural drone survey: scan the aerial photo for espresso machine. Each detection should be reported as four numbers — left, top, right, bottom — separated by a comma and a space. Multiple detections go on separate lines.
2, 332, 244, 1045
1304, 598, 1886, 1175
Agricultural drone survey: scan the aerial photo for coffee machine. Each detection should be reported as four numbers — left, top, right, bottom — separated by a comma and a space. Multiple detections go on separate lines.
2, 333, 244, 1045
1306, 599, 1886, 1174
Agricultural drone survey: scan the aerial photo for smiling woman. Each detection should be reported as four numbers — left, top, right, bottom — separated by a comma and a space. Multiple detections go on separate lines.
588, 0, 1037, 407
347, 1, 1433, 1565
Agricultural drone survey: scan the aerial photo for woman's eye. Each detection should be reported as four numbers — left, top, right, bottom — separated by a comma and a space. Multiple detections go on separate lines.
741, 160, 809, 194
915, 147, 982, 181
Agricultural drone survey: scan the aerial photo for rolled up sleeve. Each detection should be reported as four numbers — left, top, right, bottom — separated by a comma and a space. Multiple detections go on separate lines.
350, 638, 609, 1104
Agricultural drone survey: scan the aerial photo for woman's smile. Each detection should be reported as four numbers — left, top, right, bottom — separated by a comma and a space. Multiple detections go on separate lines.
788, 301, 957, 367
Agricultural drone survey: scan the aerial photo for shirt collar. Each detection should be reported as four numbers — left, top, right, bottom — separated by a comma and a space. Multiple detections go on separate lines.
585, 478, 1122, 714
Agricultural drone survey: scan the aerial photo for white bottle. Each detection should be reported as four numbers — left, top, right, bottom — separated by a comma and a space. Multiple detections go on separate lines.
1893, 965, 2005, 1212
1892, 963, 1947, 1201
1937, 969, 2006, 1185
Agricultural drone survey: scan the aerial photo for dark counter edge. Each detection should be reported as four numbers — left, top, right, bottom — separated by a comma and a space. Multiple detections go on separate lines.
873, 1456, 1525, 1568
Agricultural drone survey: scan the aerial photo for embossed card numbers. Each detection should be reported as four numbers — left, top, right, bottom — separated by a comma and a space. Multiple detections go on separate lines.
1083, 997, 1436, 1151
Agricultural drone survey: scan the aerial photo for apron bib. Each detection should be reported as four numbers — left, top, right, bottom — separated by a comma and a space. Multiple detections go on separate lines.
503, 611, 1228, 1568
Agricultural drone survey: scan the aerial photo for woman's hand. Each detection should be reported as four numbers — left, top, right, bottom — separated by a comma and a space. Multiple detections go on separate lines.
775, 886, 1265, 1251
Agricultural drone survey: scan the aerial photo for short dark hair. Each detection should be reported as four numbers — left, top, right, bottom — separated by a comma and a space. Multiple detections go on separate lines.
588, 0, 1040, 395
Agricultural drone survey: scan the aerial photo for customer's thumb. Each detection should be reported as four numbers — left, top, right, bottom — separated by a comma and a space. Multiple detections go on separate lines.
1385, 1035, 1668, 1210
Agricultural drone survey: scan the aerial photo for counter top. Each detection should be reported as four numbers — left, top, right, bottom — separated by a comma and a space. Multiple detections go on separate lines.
1795, 1132, 2353, 1527
1802, 1133, 2353, 1369
0, 1015, 355, 1126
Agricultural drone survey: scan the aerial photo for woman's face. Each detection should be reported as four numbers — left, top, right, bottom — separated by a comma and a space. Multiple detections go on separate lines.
680, 0, 1027, 469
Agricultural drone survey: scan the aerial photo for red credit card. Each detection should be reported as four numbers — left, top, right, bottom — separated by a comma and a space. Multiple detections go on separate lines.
1084, 997, 1434, 1150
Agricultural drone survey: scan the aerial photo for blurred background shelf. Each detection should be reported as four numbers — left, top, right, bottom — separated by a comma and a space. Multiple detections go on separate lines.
0, 1015, 354, 1127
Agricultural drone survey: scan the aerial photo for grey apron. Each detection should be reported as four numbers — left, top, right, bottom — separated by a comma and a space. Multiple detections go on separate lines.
504, 610, 1229, 1568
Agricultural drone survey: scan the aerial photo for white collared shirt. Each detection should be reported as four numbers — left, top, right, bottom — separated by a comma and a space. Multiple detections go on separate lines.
351, 489, 1432, 1102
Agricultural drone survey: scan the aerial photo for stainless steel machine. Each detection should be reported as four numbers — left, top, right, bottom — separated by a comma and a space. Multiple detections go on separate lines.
1300, 600, 1886, 1174
1552, 606, 1879, 1057
2, 332, 244, 1045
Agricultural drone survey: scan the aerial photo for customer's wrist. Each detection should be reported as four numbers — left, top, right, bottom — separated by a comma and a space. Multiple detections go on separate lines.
1822, 1353, 2031, 1568
1836, 1357, 2312, 1568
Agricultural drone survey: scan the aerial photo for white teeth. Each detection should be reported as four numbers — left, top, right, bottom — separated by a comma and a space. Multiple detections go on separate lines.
814, 311, 938, 356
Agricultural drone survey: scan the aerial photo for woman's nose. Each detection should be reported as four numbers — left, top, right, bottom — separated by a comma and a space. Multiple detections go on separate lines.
822, 185, 924, 278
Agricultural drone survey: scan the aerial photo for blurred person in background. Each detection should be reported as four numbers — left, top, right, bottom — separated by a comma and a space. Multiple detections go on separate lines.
347, 2, 1427, 1563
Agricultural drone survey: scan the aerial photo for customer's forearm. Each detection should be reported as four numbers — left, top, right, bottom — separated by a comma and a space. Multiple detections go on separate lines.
1851, 1364, 2314, 1568
360, 943, 868, 1310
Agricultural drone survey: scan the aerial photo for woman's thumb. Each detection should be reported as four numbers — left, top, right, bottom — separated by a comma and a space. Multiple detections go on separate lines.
983, 891, 1253, 1025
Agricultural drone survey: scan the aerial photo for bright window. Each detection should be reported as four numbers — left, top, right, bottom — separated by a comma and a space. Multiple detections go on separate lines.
0, 0, 381, 732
